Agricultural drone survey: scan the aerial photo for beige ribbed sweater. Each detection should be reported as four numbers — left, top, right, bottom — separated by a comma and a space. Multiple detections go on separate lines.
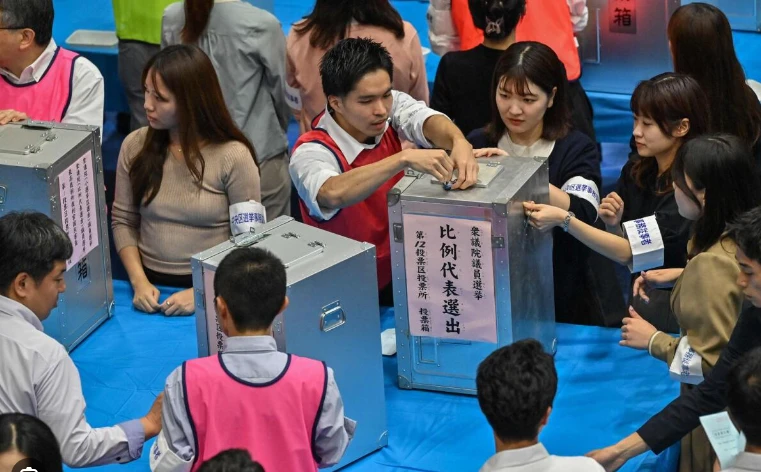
112, 128, 261, 275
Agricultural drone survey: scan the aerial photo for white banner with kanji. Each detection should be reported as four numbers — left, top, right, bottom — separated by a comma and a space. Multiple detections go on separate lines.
403, 214, 497, 343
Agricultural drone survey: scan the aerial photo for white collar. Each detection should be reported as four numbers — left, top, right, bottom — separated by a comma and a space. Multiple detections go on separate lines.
497, 132, 555, 158
214, 0, 239, 3
734, 452, 761, 470
481, 443, 549, 470
0, 295, 44, 332
0, 39, 58, 84
315, 108, 388, 165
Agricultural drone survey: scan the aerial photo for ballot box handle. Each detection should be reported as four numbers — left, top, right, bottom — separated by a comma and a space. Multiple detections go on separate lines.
320, 301, 346, 332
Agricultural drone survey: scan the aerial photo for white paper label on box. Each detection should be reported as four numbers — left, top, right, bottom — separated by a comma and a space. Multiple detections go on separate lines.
58, 150, 99, 270
700, 411, 746, 469
402, 214, 497, 343
203, 268, 227, 355
229, 200, 266, 236
622, 215, 664, 273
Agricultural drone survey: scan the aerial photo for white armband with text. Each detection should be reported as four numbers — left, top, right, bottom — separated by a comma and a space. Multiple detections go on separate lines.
230, 200, 267, 237
622, 215, 664, 273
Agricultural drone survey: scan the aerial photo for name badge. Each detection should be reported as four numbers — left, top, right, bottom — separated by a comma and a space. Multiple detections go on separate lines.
622, 215, 664, 273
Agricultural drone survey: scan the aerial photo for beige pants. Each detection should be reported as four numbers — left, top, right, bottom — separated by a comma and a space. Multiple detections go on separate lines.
259, 152, 291, 220
679, 384, 716, 472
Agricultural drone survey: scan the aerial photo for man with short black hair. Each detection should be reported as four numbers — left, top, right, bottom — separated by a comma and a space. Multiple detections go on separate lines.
151, 248, 354, 472
476, 339, 604, 471
289, 37, 479, 302
0, 211, 162, 467
0, 0, 104, 129
724, 347, 761, 471
590, 206, 761, 470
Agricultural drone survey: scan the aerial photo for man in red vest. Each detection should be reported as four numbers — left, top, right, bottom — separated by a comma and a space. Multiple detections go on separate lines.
0, 0, 104, 129
289, 38, 479, 303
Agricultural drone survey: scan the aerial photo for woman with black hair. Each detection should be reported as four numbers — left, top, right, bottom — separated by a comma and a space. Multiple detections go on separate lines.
469, 41, 603, 325
527, 73, 710, 330
0, 414, 62, 472
531, 134, 761, 472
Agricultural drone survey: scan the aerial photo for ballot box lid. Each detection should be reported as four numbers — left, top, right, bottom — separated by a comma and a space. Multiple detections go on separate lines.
388, 155, 549, 208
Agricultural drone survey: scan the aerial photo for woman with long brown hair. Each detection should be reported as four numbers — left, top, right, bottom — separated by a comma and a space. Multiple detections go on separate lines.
112, 45, 261, 316
668, 2, 761, 160
161, 0, 292, 219
286, 0, 429, 134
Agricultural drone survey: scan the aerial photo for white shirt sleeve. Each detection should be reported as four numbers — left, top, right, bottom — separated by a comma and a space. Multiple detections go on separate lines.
63, 56, 104, 135
567, 0, 589, 32
35, 350, 143, 467
313, 367, 356, 467
389, 90, 445, 148
151, 366, 196, 472
289, 142, 343, 221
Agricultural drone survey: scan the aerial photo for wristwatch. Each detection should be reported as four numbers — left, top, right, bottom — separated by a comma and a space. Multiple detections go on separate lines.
562, 212, 575, 232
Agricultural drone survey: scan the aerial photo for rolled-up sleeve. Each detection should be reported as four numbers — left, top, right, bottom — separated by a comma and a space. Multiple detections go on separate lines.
289, 143, 342, 221
389, 90, 445, 148
314, 367, 356, 468
35, 352, 145, 467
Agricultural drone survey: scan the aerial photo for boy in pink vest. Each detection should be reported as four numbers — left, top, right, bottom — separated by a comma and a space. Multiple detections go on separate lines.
0, 0, 104, 130
150, 248, 355, 472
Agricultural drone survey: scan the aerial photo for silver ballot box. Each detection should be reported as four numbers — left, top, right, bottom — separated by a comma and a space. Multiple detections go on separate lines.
191, 216, 388, 470
388, 157, 557, 395
0, 121, 114, 351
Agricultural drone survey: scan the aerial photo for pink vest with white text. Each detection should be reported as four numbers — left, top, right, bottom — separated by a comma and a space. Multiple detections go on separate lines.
184, 353, 327, 472
0, 47, 79, 122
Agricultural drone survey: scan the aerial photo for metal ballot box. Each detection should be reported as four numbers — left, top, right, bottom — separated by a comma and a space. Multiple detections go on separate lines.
191, 217, 388, 470
0, 121, 114, 351
388, 157, 556, 395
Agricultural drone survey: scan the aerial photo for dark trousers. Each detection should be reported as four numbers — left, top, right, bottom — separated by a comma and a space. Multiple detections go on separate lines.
118, 40, 160, 131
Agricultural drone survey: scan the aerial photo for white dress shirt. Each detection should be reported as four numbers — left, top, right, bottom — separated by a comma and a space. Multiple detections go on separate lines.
723, 452, 761, 471
0, 40, 104, 131
150, 336, 356, 472
0, 295, 145, 466
479, 443, 605, 472
289, 90, 443, 221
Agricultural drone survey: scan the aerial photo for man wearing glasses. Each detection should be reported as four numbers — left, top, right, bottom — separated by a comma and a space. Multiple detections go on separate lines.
0, 0, 104, 130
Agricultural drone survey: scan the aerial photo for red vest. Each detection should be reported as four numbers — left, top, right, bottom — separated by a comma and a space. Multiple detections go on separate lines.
184, 354, 327, 472
0, 47, 79, 122
293, 113, 403, 289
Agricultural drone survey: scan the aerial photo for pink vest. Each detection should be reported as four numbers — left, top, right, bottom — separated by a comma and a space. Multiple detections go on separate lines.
184, 353, 327, 472
0, 47, 79, 122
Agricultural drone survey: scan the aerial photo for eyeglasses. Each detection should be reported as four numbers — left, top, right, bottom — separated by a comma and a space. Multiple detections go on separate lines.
0, 26, 27, 30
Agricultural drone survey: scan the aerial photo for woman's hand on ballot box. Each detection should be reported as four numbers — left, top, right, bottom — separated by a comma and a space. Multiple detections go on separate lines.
473, 148, 508, 158
633, 268, 685, 303
599, 192, 625, 228
0, 109, 28, 125
620, 306, 658, 350
522, 202, 567, 232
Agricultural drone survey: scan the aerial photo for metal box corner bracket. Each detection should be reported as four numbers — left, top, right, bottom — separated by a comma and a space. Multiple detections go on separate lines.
192, 219, 387, 470
389, 156, 556, 395
0, 122, 113, 351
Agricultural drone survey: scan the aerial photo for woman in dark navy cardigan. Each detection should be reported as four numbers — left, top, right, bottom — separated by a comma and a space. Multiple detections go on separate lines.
468, 41, 603, 325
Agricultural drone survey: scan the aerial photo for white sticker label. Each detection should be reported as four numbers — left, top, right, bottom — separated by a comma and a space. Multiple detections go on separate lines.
285, 83, 302, 111
58, 150, 99, 270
